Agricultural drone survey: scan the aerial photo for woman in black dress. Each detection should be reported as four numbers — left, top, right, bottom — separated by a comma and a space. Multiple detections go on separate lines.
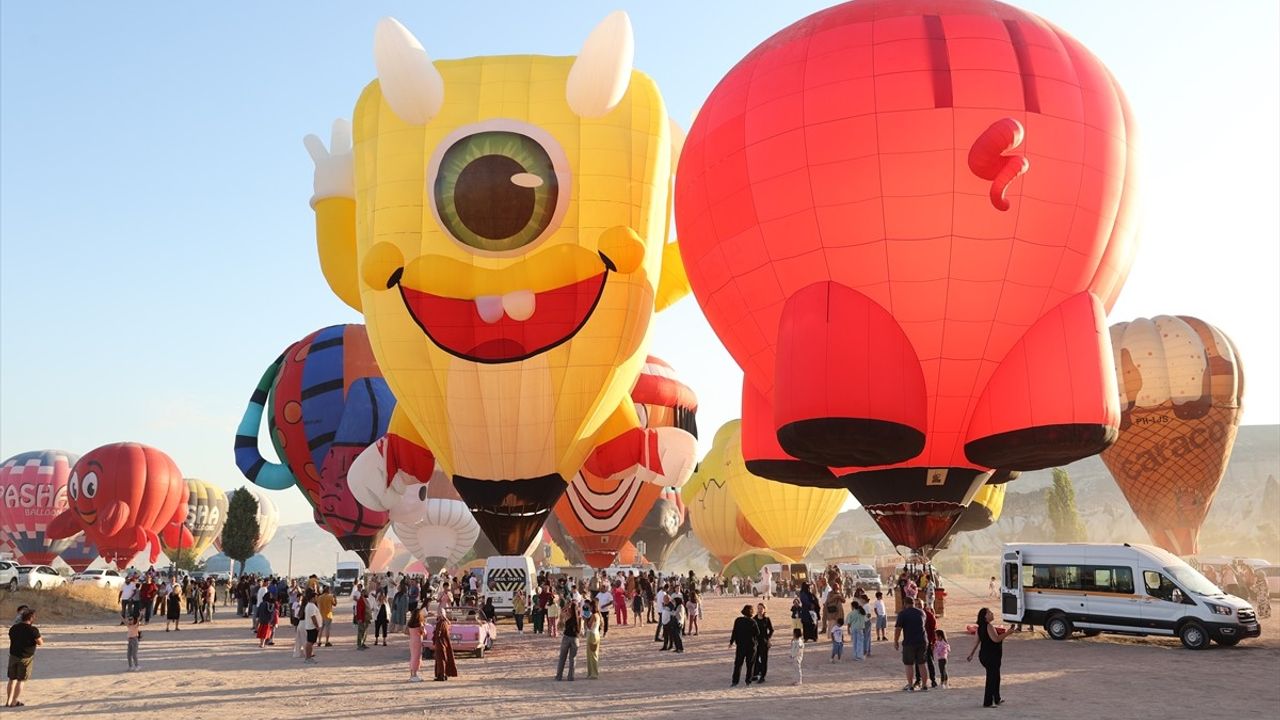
166, 586, 182, 632
967, 607, 1006, 707
797, 582, 819, 642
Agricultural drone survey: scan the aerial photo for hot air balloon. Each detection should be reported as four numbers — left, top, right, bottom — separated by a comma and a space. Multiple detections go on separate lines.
632, 485, 691, 569
683, 459, 765, 567
161, 478, 228, 564
950, 483, 1008, 535
368, 535, 397, 573
390, 471, 482, 570
46, 443, 191, 565
715, 421, 846, 561
543, 513, 588, 566
234, 324, 394, 562
58, 534, 100, 573
0, 450, 80, 565
1101, 316, 1243, 556
554, 357, 699, 568
214, 484, 279, 555
303, 13, 696, 556
725, 548, 793, 579
674, 0, 1139, 557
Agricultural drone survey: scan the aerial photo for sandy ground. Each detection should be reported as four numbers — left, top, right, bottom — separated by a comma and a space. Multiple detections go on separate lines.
10, 576, 1279, 718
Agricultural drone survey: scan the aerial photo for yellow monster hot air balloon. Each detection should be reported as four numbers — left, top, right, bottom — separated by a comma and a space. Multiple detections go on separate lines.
950, 482, 1008, 535
714, 421, 846, 560
1101, 315, 1244, 556
684, 431, 769, 566
161, 478, 228, 564
304, 13, 695, 556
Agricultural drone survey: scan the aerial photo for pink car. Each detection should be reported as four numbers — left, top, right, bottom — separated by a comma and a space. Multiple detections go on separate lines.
424, 607, 496, 659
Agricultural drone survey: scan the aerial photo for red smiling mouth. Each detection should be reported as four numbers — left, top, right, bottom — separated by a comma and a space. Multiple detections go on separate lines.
398, 271, 609, 363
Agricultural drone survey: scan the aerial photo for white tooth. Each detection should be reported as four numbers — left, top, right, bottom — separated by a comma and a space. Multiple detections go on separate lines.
503, 290, 536, 321
475, 295, 504, 324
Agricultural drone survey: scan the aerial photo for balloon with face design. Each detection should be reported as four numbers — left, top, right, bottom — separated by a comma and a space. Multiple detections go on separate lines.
0, 449, 80, 565
674, 0, 1139, 557
304, 12, 697, 555
46, 443, 192, 566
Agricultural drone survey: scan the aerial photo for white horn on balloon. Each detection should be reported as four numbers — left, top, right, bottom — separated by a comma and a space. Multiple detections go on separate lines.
373, 17, 444, 125
566, 10, 634, 118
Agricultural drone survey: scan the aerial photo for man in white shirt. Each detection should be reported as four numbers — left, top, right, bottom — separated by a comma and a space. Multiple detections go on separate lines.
468, 573, 479, 598
595, 589, 613, 636
302, 590, 321, 664
119, 579, 139, 624
653, 585, 669, 642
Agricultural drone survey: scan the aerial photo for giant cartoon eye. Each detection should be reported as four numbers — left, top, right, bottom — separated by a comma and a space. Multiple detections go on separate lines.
68, 472, 80, 500
82, 471, 99, 499
431, 129, 565, 253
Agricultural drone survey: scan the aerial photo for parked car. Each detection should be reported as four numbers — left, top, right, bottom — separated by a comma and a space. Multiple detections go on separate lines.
71, 568, 126, 590
0, 560, 19, 591
17, 565, 67, 590
424, 606, 495, 659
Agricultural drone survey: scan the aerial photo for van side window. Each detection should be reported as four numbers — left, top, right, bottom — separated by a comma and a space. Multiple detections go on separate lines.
1114, 567, 1134, 594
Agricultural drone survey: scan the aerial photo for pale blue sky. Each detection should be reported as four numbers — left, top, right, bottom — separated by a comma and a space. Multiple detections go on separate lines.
3, 1, 1277, 525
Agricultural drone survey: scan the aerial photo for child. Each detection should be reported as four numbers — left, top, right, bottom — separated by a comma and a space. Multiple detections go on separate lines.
789, 628, 805, 686
547, 598, 562, 638
933, 629, 950, 688
846, 601, 868, 660
126, 615, 142, 671
873, 591, 887, 641
830, 617, 845, 662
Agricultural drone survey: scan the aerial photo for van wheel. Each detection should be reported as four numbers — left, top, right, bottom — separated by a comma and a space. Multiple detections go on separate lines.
1046, 613, 1073, 640
1214, 636, 1240, 647
1179, 621, 1209, 650
6, 579, 15, 592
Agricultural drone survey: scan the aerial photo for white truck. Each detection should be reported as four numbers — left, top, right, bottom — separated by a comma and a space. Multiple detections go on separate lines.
335, 560, 364, 596
1000, 542, 1261, 649
483, 555, 536, 616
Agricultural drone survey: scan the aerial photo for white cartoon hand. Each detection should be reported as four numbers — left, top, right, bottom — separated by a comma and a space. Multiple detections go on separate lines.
303, 118, 355, 205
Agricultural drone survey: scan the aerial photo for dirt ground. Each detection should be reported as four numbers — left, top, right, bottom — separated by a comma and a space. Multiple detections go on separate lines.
8, 576, 1278, 718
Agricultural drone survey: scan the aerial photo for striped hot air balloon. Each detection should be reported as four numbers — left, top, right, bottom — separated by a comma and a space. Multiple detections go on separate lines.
161, 478, 229, 563
0, 450, 80, 565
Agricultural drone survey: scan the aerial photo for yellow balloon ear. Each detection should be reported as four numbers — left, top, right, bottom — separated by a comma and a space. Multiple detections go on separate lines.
655, 240, 690, 311
314, 197, 362, 311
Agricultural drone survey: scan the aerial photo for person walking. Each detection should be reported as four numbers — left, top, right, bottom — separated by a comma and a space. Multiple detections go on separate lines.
254, 593, 274, 648
125, 614, 142, 671
374, 591, 391, 647
988, 576, 998, 599
139, 578, 156, 624
512, 590, 527, 634
894, 597, 928, 693
119, 577, 139, 625
165, 584, 183, 632
432, 611, 458, 681
302, 590, 321, 664
729, 604, 759, 687
392, 584, 409, 633
406, 602, 425, 682
354, 591, 371, 650
317, 585, 336, 647
584, 601, 602, 679
555, 603, 580, 681
290, 593, 307, 658
612, 582, 627, 627
670, 598, 686, 653
918, 603, 939, 688
753, 603, 773, 683
686, 589, 701, 636
595, 587, 612, 636
6, 608, 42, 708
873, 591, 888, 642
934, 629, 950, 688
967, 608, 1006, 707
788, 628, 805, 686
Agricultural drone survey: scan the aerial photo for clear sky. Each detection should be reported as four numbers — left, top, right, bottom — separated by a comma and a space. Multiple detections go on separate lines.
2, 1, 1277, 526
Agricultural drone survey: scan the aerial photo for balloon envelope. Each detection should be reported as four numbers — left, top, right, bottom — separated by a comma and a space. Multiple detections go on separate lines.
161, 478, 228, 562
215, 485, 279, 555
0, 450, 80, 565
391, 475, 482, 569
724, 548, 794, 579
1101, 315, 1243, 555
673, 0, 1138, 557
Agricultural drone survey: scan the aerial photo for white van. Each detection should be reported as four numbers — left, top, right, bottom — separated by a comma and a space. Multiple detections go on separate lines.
1000, 543, 1261, 650
483, 555, 536, 616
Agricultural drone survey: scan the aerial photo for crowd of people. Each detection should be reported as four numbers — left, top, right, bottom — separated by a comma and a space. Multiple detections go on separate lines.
1198, 560, 1272, 619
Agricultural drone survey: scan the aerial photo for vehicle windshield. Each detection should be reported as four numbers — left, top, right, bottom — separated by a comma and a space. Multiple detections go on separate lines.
1165, 564, 1222, 596
855, 569, 877, 578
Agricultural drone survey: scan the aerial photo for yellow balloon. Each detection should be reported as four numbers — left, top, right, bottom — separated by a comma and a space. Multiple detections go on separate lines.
717, 421, 847, 560
161, 478, 227, 563
951, 482, 1006, 534
308, 14, 690, 555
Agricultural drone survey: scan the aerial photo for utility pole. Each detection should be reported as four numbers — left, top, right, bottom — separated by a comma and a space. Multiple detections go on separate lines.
287, 535, 296, 579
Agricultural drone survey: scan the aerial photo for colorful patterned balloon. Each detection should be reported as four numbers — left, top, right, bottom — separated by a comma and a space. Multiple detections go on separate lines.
0, 450, 79, 565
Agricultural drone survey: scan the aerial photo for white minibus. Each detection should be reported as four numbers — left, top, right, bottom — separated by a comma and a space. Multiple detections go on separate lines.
1000, 543, 1260, 649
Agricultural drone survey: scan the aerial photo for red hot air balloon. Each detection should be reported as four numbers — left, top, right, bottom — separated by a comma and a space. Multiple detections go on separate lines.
675, 0, 1138, 556
47, 443, 192, 565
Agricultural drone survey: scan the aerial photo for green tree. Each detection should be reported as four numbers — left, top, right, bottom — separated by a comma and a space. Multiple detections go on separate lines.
169, 547, 204, 572
220, 487, 261, 576
1047, 468, 1087, 542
